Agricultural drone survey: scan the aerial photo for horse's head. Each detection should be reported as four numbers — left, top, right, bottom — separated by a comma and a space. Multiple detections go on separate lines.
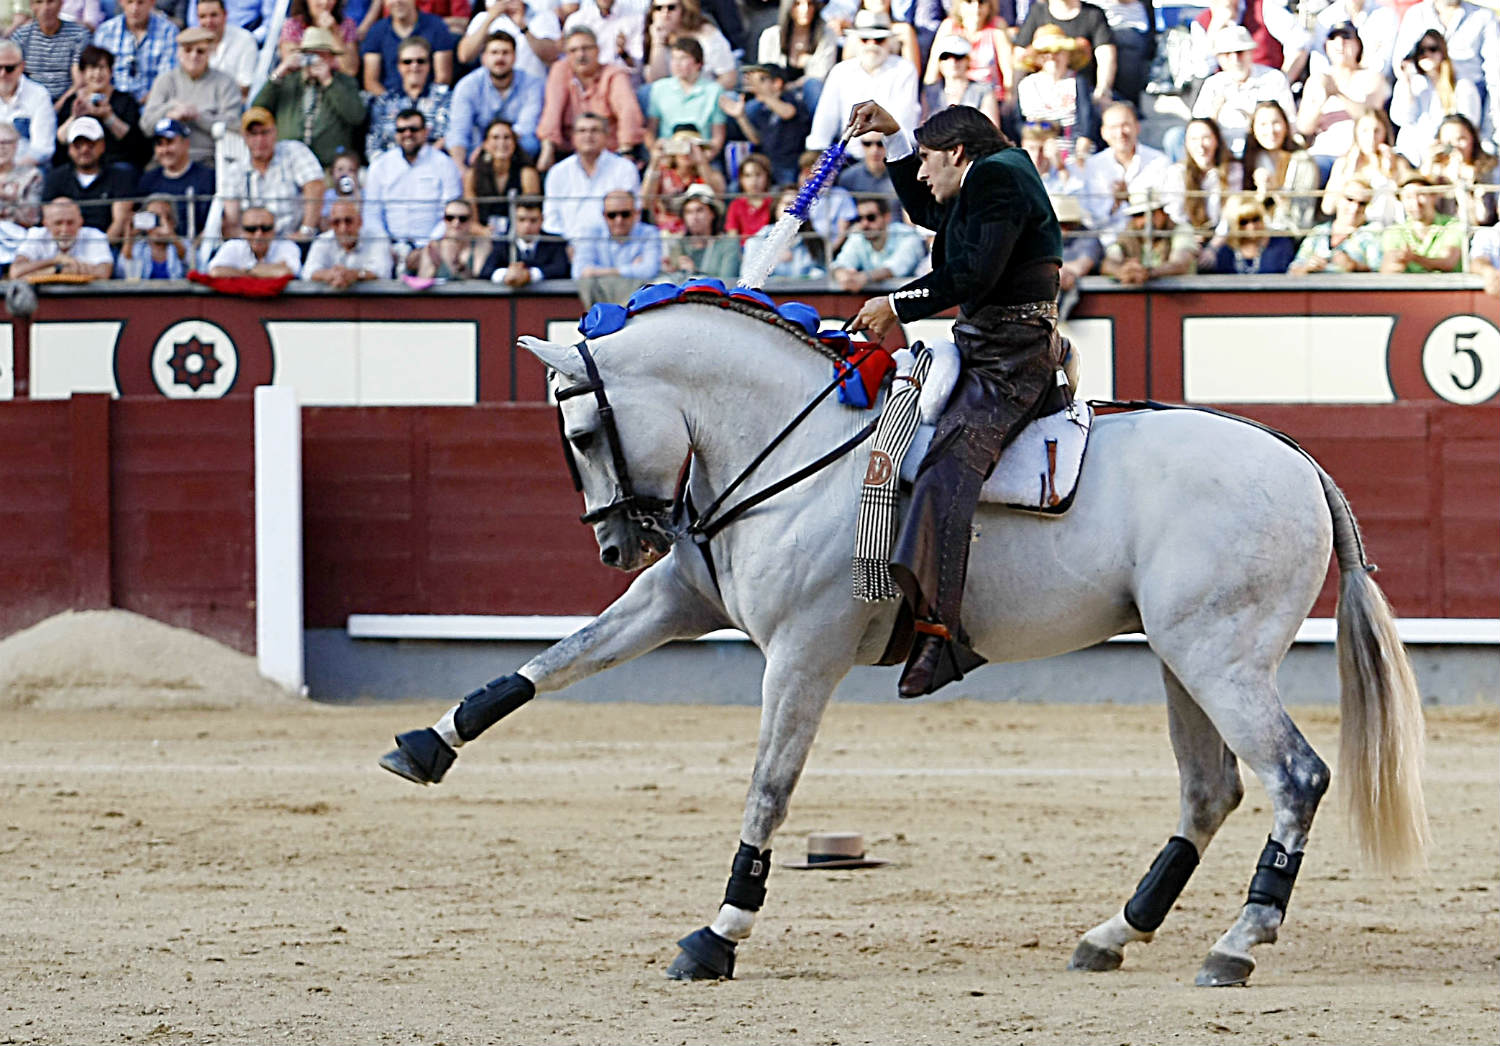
520, 334, 688, 572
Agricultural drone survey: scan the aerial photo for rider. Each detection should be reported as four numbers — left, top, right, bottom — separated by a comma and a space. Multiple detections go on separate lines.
845, 101, 1064, 699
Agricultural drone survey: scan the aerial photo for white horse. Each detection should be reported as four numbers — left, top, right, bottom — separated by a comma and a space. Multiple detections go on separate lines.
379, 300, 1429, 986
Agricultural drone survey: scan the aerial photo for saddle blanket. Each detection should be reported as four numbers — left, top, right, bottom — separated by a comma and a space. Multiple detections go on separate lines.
895, 341, 1093, 513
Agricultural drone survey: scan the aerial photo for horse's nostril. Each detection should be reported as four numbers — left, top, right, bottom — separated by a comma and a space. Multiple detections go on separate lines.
601, 545, 621, 566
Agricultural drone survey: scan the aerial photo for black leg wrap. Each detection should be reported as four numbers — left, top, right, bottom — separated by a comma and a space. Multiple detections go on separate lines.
453, 673, 536, 742
1123, 835, 1200, 933
723, 840, 772, 912
1245, 836, 1303, 914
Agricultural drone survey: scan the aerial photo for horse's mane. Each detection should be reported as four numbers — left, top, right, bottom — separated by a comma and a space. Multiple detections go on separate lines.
619, 289, 850, 366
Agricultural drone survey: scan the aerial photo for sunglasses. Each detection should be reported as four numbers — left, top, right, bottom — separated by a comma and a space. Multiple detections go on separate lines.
857, 212, 882, 222
604, 209, 634, 219
1419, 43, 1443, 55
399, 57, 429, 65
241, 223, 274, 233
0, 64, 18, 73
394, 125, 424, 134
653, 3, 677, 9
443, 212, 471, 222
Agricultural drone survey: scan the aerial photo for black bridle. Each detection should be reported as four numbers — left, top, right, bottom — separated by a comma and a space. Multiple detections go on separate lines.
554, 338, 881, 568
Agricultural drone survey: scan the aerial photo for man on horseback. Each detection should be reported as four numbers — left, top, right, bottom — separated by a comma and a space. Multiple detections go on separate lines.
845, 101, 1064, 698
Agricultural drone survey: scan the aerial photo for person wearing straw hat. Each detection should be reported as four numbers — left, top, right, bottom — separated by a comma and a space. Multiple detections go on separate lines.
1098, 189, 1196, 284
844, 100, 1064, 698
252, 25, 365, 167
139, 25, 243, 165
1190, 24, 1295, 156
1015, 23, 1100, 153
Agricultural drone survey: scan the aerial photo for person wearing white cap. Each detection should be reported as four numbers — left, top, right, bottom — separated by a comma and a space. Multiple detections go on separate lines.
921, 36, 998, 123
806, 10, 919, 159
43, 116, 135, 245
0, 39, 57, 165
1191, 24, 1295, 155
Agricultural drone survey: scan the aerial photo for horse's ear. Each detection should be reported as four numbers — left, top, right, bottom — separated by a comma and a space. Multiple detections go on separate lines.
518, 336, 586, 384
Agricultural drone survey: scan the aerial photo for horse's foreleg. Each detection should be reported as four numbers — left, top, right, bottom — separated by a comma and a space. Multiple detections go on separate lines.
379, 558, 721, 785
1070, 665, 1244, 971
667, 649, 847, 981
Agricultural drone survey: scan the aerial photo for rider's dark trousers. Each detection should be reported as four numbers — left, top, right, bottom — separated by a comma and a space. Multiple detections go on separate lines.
889, 311, 1057, 663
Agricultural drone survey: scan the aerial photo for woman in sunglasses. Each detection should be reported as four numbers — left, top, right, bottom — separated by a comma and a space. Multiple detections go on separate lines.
416, 197, 488, 279
643, 0, 737, 88
1390, 29, 1480, 167
1201, 191, 1294, 274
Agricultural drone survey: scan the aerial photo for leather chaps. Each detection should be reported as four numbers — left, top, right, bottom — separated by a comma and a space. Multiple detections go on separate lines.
888, 309, 1058, 679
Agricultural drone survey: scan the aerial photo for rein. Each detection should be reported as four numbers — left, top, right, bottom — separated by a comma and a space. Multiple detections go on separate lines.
555, 338, 881, 571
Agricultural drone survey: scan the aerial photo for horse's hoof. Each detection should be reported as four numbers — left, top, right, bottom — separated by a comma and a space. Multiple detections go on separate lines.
1195, 950, 1254, 987
1067, 940, 1124, 972
665, 927, 735, 980
378, 728, 456, 785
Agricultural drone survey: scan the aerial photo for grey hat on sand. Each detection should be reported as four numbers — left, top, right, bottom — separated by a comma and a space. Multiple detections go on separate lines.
782, 831, 889, 869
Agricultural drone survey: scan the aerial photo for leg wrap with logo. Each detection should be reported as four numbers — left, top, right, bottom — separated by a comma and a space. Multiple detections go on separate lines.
723, 840, 772, 911
672, 842, 772, 980
453, 673, 536, 742
1123, 835, 1201, 933
1246, 836, 1303, 914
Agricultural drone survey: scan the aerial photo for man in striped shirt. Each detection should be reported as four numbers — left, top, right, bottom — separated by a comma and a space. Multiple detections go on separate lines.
11, 0, 91, 102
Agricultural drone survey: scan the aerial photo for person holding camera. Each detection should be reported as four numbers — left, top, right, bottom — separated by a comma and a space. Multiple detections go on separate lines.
140, 26, 243, 164
252, 27, 365, 168
118, 193, 190, 279
57, 45, 149, 171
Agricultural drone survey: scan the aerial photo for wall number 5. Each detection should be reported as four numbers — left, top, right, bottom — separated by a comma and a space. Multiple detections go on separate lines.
1422, 316, 1500, 404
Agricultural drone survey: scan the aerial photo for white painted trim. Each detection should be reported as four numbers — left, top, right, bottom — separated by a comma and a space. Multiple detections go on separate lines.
346, 614, 1500, 645
256, 386, 305, 693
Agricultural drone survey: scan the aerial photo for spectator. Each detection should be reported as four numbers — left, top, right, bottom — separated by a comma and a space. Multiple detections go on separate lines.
11, 0, 91, 103
1240, 99, 1319, 233
1080, 101, 1169, 231
926, 0, 1011, 100
806, 11, 919, 155
663, 182, 738, 280
252, 27, 363, 167
743, 186, 827, 278
1201, 192, 1295, 272
222, 106, 327, 239
1323, 108, 1412, 226
1289, 176, 1383, 274
1014, 0, 1116, 104
566, 0, 646, 69
1390, 0, 1500, 107
1094, 0, 1154, 105
1192, 25, 1295, 156
922, 37, 998, 124
541, 111, 641, 240
571, 188, 662, 305
207, 203, 302, 275
319, 145, 361, 226
758, 0, 840, 108
1422, 113, 1497, 225
364, 0, 456, 94
642, 125, 724, 232
1099, 191, 1196, 283
725, 151, 773, 241
0, 119, 41, 230
830, 193, 924, 291
0, 41, 57, 166
537, 26, 644, 170
184, 0, 263, 34
305, 198, 393, 286
643, 0, 736, 88
136, 117, 214, 235
479, 194, 569, 284
1014, 24, 1101, 153
365, 107, 462, 269
1380, 173, 1465, 272
1021, 120, 1086, 195
646, 37, 726, 157
458, 0, 561, 82
117, 193, 190, 278
412, 194, 487, 277
196, 0, 256, 97
448, 30, 545, 163
367, 36, 451, 158
43, 117, 134, 245
1471, 222, 1500, 296
57, 45, 146, 171
10, 197, 113, 277
796, 145, 856, 257
837, 131, 896, 199
1163, 116, 1241, 240
722, 61, 811, 187
62, 0, 106, 30
1295, 23, 1389, 180
1187, 0, 1310, 84
842, 0, 922, 73
465, 117, 542, 226
279, 0, 360, 78
141, 26, 243, 164
93, 0, 179, 102
1312, 0, 1398, 79
1390, 28, 1483, 167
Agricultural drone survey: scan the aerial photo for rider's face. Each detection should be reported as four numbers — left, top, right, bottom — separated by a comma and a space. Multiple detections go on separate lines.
916, 144, 965, 202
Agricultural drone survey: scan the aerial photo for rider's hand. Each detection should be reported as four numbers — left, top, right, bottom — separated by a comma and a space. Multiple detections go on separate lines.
846, 100, 900, 141
849, 294, 898, 341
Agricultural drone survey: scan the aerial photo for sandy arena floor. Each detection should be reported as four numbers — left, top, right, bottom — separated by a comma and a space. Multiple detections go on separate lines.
1, 698, 1496, 1045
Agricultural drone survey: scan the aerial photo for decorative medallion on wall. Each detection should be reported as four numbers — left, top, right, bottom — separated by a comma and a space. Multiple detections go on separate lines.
151, 320, 239, 398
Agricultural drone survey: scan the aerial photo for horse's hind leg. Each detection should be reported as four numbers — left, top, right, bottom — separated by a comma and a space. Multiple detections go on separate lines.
1069, 664, 1244, 972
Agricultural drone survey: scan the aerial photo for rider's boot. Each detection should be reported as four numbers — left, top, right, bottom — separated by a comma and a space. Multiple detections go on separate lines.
898, 620, 985, 697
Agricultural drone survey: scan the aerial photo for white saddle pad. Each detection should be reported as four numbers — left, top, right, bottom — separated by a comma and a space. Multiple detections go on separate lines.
894, 341, 1094, 514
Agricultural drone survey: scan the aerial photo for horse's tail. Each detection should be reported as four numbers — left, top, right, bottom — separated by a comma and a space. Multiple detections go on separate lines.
1315, 466, 1431, 875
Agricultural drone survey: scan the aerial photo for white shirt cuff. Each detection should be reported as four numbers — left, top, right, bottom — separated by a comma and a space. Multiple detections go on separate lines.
529, 265, 544, 284
884, 129, 916, 163
886, 293, 899, 320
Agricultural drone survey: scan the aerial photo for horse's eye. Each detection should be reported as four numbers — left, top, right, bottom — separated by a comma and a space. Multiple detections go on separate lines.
569, 431, 596, 452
